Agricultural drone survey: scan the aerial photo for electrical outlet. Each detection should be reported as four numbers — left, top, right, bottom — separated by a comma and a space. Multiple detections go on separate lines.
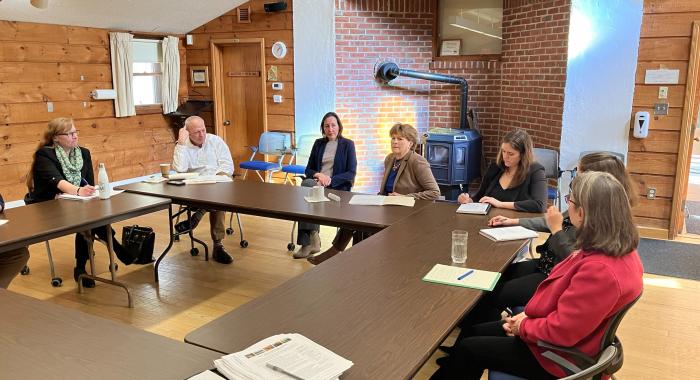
271, 82, 283, 90
80, 75, 85, 81
658, 86, 668, 99
646, 187, 656, 200
47, 102, 53, 112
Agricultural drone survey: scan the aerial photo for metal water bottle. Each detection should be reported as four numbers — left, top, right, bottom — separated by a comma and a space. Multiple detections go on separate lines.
97, 163, 111, 199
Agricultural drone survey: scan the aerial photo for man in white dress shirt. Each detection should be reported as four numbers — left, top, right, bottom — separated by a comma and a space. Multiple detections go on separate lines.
172, 116, 234, 264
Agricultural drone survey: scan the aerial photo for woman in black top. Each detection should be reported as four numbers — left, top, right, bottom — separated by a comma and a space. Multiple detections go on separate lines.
25, 118, 132, 288
458, 129, 547, 213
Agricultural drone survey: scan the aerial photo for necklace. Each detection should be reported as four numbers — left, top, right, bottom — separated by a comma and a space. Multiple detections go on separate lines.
392, 159, 401, 171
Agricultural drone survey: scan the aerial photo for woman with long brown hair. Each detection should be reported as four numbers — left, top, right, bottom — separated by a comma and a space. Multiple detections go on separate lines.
458, 129, 547, 212
25, 117, 132, 288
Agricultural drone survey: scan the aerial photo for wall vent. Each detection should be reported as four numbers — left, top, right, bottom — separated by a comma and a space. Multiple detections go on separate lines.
237, 7, 251, 23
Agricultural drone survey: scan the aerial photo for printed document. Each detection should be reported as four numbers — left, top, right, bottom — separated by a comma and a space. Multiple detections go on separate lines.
479, 226, 538, 242
349, 194, 415, 207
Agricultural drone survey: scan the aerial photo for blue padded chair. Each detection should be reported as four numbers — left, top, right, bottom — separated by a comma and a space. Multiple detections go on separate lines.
239, 132, 290, 182
281, 134, 317, 185
488, 292, 641, 380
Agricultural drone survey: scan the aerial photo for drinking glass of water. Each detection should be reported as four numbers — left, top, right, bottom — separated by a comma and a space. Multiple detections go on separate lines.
451, 230, 468, 264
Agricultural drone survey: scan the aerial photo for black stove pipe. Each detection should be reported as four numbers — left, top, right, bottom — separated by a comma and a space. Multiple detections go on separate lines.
376, 62, 469, 130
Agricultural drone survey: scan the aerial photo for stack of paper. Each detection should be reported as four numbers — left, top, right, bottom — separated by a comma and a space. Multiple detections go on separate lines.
168, 172, 200, 180
57, 189, 125, 201
214, 333, 353, 380
456, 203, 491, 215
348, 194, 415, 207
422, 264, 501, 291
479, 226, 538, 242
184, 175, 233, 185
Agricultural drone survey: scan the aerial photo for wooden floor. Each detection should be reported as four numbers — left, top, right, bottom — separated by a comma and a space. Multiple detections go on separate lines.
7, 209, 699, 379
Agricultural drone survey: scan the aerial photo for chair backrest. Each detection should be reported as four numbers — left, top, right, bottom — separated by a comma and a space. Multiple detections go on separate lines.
533, 148, 560, 179
596, 291, 642, 378
258, 132, 290, 156
295, 134, 318, 167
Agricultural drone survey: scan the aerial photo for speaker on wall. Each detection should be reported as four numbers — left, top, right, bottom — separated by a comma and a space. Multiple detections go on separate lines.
264, 1, 287, 12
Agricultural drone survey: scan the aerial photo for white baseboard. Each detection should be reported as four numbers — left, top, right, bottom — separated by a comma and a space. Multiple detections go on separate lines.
4, 173, 158, 210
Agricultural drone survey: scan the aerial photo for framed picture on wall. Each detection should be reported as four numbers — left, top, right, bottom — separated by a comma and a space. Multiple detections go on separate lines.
190, 66, 209, 87
440, 39, 461, 56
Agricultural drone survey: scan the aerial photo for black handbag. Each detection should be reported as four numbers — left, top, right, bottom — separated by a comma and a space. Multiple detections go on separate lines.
122, 225, 156, 264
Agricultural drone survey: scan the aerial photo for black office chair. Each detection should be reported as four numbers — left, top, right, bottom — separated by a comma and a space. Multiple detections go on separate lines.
488, 292, 642, 380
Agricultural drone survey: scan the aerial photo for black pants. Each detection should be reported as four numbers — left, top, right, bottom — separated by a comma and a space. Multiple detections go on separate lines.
461, 260, 547, 328
74, 226, 130, 267
431, 321, 556, 380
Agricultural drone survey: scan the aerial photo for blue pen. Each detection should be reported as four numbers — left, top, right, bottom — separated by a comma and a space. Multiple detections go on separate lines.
457, 269, 474, 281
80, 178, 89, 186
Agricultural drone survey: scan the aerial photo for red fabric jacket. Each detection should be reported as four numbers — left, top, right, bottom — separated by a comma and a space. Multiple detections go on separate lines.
519, 249, 643, 377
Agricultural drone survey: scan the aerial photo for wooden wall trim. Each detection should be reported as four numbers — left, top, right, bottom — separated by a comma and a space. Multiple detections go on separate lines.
669, 21, 700, 238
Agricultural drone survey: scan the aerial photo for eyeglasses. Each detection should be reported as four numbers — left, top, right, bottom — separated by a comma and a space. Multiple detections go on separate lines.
57, 130, 79, 137
565, 193, 576, 206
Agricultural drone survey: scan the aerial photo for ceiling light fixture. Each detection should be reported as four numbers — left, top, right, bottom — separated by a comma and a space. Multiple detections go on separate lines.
30, 0, 49, 9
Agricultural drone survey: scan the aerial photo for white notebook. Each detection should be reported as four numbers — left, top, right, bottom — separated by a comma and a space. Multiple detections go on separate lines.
349, 194, 415, 207
456, 203, 491, 215
422, 264, 501, 291
479, 226, 538, 242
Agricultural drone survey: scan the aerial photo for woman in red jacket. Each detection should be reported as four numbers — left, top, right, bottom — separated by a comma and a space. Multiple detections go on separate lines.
431, 171, 643, 380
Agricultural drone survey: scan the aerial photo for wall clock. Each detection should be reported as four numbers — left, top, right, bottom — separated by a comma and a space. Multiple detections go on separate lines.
272, 41, 287, 59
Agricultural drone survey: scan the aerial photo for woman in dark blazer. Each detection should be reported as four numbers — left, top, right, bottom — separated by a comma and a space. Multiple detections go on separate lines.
294, 112, 357, 259
25, 117, 131, 288
378, 123, 440, 200
433, 171, 643, 379
458, 129, 547, 213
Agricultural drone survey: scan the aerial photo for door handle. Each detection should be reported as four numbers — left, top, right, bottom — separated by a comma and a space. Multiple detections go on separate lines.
223, 120, 231, 126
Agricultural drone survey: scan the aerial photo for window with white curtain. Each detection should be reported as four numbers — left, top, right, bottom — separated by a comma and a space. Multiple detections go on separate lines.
132, 39, 163, 106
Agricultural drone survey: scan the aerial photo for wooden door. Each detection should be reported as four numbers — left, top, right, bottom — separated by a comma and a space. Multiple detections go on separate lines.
220, 44, 265, 175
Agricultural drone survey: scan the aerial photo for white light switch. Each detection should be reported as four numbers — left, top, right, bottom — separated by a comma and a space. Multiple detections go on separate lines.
47, 102, 53, 112
272, 82, 283, 90
658, 86, 668, 99
273, 95, 283, 103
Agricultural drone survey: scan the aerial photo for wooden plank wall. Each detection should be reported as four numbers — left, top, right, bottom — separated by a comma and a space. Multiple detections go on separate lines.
185, 0, 294, 135
629, 1, 700, 235
0, 20, 188, 201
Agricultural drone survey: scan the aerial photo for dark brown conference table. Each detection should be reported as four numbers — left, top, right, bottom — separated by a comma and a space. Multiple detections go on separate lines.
185, 202, 535, 379
119, 181, 432, 280
0, 289, 219, 379
0, 193, 172, 307
119, 180, 432, 232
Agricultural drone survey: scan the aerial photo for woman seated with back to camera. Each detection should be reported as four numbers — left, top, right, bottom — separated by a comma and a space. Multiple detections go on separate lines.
25, 117, 133, 288
454, 152, 638, 333
458, 129, 547, 213
308, 122, 439, 265
432, 171, 644, 380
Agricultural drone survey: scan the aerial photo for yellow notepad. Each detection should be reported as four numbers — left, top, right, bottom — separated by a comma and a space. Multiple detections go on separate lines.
422, 264, 501, 291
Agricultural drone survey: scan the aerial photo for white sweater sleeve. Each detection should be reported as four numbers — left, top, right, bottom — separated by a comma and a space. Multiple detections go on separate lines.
172, 144, 190, 173
214, 136, 234, 175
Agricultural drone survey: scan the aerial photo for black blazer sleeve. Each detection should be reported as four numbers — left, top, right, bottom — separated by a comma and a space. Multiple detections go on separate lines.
81, 148, 95, 186
330, 139, 357, 189
304, 139, 323, 179
547, 227, 578, 263
513, 163, 547, 212
33, 148, 66, 191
